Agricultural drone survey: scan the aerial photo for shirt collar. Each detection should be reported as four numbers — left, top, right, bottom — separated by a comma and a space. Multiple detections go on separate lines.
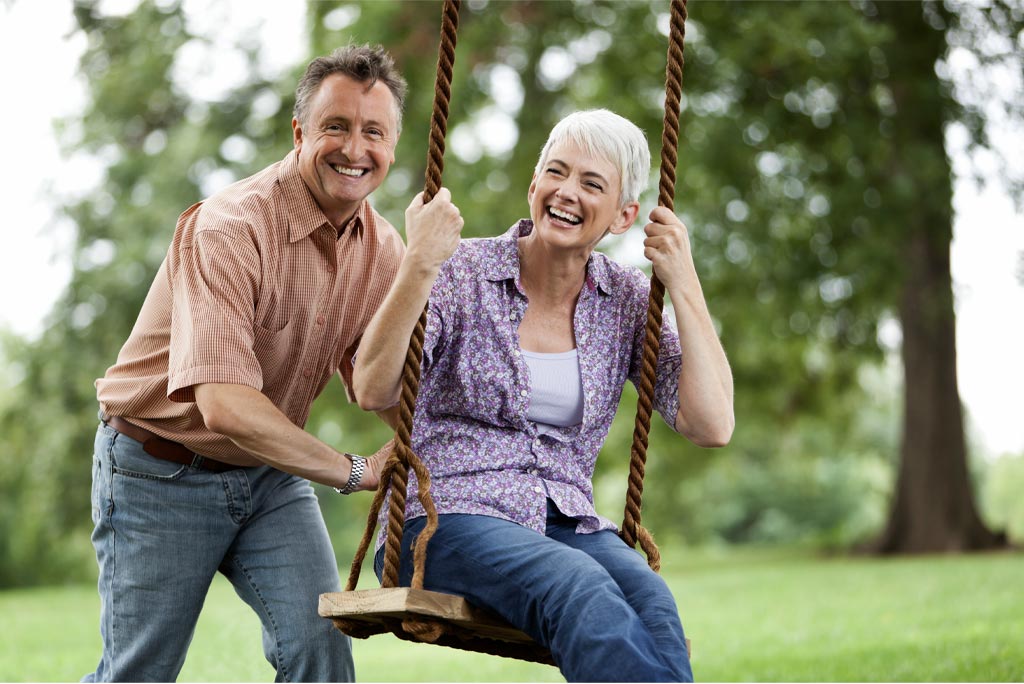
277, 150, 367, 243
483, 219, 614, 295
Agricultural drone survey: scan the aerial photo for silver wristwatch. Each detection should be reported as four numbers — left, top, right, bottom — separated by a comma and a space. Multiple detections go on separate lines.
335, 454, 366, 495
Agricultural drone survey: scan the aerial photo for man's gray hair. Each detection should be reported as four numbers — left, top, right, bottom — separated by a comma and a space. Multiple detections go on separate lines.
534, 109, 651, 207
293, 44, 408, 133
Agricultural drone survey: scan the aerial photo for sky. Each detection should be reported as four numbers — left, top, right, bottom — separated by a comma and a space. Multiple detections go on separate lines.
1, 0, 1022, 456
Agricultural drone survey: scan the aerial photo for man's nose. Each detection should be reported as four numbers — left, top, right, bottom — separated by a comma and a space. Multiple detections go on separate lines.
340, 132, 366, 160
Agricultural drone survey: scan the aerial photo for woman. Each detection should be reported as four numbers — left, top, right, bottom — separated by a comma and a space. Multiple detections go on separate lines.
354, 110, 733, 682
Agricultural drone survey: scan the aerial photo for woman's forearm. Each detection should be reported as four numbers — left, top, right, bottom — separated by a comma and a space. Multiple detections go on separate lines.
352, 257, 441, 410
353, 188, 464, 410
669, 279, 735, 447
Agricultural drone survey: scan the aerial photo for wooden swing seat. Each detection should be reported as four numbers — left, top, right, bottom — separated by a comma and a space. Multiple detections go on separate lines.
319, 587, 555, 664
319, 587, 690, 663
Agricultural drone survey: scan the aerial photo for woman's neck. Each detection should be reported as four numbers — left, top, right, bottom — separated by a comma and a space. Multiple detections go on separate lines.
517, 234, 589, 306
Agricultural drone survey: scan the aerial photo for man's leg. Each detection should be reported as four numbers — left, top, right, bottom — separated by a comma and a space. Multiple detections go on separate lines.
220, 466, 353, 683
381, 512, 679, 682
546, 511, 693, 681
85, 423, 237, 682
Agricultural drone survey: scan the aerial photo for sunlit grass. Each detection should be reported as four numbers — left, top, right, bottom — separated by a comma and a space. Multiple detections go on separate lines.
2, 547, 1022, 682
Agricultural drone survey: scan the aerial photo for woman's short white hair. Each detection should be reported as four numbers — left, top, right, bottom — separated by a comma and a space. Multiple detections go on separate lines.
533, 109, 651, 207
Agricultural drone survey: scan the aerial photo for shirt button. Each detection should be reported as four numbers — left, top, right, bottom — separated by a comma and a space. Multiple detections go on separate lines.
528, 468, 538, 475
520, 389, 528, 397
532, 486, 543, 494
316, 315, 325, 326
513, 349, 521, 357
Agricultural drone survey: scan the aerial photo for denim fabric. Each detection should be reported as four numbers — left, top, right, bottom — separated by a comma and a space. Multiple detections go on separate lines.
375, 502, 693, 682
84, 422, 352, 682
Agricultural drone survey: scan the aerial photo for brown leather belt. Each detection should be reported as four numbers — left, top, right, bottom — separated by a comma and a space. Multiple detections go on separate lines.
102, 414, 240, 473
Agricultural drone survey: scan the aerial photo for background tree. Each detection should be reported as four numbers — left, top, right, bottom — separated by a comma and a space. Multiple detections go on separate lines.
866, 1, 1013, 552
0, 0, 295, 585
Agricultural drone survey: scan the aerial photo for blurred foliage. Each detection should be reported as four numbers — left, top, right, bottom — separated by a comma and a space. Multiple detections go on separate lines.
0, 0, 1020, 585
982, 455, 1024, 543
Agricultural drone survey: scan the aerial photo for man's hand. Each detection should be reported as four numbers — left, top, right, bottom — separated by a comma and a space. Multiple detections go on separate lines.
357, 437, 396, 492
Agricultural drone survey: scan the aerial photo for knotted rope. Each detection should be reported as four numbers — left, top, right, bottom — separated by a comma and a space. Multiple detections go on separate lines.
343, 0, 461, 645
619, 0, 688, 572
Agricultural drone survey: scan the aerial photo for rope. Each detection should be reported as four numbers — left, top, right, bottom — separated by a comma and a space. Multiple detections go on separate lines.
388, 0, 460, 596
341, 0, 462, 642
619, 0, 687, 572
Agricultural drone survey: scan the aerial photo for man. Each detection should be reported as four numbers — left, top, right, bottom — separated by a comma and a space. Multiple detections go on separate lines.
85, 44, 449, 682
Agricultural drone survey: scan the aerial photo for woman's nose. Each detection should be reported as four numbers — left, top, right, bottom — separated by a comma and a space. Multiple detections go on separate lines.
554, 182, 577, 202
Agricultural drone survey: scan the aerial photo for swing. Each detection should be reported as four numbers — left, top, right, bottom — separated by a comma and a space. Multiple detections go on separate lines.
319, 0, 690, 665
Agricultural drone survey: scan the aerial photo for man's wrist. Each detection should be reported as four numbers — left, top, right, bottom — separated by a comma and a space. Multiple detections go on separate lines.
335, 454, 366, 495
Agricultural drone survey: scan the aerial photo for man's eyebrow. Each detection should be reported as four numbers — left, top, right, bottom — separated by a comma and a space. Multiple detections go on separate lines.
322, 115, 391, 131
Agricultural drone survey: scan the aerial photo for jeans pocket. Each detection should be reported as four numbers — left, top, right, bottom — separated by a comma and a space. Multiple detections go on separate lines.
110, 435, 189, 481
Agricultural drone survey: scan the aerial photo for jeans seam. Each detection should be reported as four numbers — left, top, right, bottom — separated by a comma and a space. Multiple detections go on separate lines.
222, 475, 243, 525
231, 554, 289, 682
103, 428, 119, 670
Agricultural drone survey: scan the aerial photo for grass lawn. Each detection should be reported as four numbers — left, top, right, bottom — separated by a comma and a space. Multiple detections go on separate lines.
1, 547, 1021, 682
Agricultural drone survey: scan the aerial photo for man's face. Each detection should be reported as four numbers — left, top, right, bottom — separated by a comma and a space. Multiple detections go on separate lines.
292, 73, 399, 227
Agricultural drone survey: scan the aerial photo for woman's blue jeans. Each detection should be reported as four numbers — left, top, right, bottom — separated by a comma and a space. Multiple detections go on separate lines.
375, 502, 693, 682
84, 421, 353, 682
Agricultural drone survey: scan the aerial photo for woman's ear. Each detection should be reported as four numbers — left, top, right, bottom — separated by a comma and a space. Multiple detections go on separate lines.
608, 201, 640, 236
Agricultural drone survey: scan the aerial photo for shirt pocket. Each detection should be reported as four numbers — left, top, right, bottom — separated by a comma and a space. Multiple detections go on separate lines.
252, 317, 295, 388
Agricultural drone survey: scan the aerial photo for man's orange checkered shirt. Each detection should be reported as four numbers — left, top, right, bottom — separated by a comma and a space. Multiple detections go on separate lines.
97, 150, 405, 465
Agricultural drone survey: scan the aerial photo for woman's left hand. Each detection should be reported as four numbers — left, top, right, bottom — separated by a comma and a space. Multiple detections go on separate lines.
643, 206, 696, 292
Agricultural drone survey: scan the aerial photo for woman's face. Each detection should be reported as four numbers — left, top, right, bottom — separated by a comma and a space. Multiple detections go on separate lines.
527, 139, 638, 253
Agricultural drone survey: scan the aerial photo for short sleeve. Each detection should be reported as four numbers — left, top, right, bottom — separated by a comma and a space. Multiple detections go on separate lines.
420, 255, 460, 374
166, 226, 264, 402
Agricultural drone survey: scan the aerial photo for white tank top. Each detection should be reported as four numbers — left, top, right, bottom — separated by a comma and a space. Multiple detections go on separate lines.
521, 348, 585, 434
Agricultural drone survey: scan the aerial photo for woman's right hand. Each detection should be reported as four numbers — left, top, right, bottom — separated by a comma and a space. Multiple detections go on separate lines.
405, 187, 464, 272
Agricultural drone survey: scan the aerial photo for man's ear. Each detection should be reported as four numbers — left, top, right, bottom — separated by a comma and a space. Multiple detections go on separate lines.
292, 118, 303, 150
608, 201, 641, 236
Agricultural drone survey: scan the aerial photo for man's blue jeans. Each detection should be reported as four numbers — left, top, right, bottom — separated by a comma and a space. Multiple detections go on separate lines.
84, 421, 353, 682
375, 502, 693, 682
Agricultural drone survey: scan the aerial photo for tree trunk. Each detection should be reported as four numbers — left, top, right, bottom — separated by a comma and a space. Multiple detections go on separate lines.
869, 1, 1005, 554
871, 227, 1006, 553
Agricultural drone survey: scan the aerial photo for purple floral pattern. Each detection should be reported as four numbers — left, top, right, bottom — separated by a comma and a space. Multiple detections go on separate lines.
377, 220, 682, 548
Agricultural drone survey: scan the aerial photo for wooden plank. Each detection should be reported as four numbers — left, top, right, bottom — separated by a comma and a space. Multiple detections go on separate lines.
319, 588, 535, 644
321, 588, 691, 658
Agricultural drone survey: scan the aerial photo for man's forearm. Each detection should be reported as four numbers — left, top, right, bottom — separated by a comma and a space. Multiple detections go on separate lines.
196, 383, 353, 488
